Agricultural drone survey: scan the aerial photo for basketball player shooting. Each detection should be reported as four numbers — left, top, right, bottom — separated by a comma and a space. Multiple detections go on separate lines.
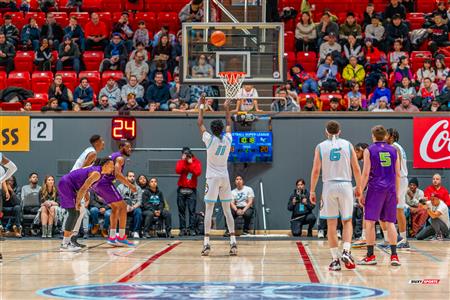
310, 121, 362, 271
197, 97, 237, 256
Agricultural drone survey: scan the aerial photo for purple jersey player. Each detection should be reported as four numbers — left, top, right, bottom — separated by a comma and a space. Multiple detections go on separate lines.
58, 158, 114, 252
358, 125, 401, 267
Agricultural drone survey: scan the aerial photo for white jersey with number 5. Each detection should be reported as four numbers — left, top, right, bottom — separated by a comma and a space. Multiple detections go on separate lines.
317, 138, 353, 182
202, 131, 232, 178
393, 142, 408, 178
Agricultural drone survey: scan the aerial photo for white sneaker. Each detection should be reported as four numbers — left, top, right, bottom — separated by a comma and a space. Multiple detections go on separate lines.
337, 230, 342, 240
132, 232, 140, 239
60, 242, 81, 252
317, 230, 325, 239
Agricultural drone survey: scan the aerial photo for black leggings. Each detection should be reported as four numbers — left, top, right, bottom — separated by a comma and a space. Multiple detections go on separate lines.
65, 208, 80, 232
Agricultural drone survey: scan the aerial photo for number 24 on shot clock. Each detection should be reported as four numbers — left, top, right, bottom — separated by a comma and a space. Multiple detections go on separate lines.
111, 117, 137, 140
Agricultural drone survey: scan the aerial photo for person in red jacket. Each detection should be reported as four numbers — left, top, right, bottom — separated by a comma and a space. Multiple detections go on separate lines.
176, 147, 202, 236
424, 174, 450, 207
84, 12, 109, 50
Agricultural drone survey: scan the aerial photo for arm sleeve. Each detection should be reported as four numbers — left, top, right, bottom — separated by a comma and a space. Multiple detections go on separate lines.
0, 161, 17, 183
202, 131, 212, 146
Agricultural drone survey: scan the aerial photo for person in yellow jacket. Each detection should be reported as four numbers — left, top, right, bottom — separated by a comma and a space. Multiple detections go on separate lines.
342, 56, 366, 88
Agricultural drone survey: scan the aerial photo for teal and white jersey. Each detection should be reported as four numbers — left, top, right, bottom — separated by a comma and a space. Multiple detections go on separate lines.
317, 138, 353, 183
202, 131, 232, 179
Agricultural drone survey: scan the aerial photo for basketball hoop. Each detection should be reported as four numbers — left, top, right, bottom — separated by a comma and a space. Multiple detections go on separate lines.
218, 72, 246, 100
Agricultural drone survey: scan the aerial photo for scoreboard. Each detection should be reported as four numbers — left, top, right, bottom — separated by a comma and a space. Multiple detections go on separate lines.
229, 132, 273, 163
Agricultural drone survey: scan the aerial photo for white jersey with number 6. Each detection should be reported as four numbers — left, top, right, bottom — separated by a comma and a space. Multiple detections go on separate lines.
317, 138, 353, 183
202, 131, 232, 178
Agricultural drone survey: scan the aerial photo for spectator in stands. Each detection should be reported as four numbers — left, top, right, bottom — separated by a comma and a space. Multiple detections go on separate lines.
347, 96, 366, 111
39, 175, 59, 238
431, 1, 448, 25
48, 74, 73, 111
441, 76, 450, 94
384, 0, 406, 22
289, 64, 319, 94
153, 25, 176, 48
0, 33, 14, 73
34, 38, 52, 71
147, 101, 158, 112
56, 35, 81, 74
295, 12, 317, 52
395, 77, 417, 105
152, 34, 173, 72
145, 72, 171, 111
175, 147, 201, 236
416, 59, 436, 87
271, 88, 300, 112
365, 15, 384, 49
363, 3, 376, 29
402, 0, 415, 13
41, 12, 64, 50
418, 77, 440, 108
385, 14, 410, 52
317, 54, 339, 92
130, 42, 149, 63
1, 176, 22, 238
121, 75, 145, 107
179, 0, 204, 23
282, 80, 299, 99
172, 31, 183, 72
326, 97, 342, 112
41, 98, 63, 112
435, 55, 449, 91
318, 32, 341, 62
22, 101, 32, 112
371, 96, 393, 112
423, 98, 447, 112
395, 96, 420, 112
21, 17, 41, 51
226, 176, 255, 236
0, 15, 19, 47
370, 78, 391, 107
142, 177, 173, 238
85, 12, 109, 50
117, 171, 143, 238
119, 93, 144, 112
416, 193, 449, 241
394, 56, 414, 86
92, 95, 116, 112
169, 74, 191, 110
126, 50, 149, 88
99, 77, 121, 108
21, 173, 41, 221
405, 177, 427, 237
73, 77, 94, 110
428, 14, 450, 54
316, 11, 339, 47
192, 54, 214, 78
303, 97, 317, 111
343, 56, 365, 87
101, 33, 128, 72
38, 0, 57, 12
0, 0, 18, 11
234, 84, 262, 112
64, 16, 85, 52
343, 35, 364, 65
347, 83, 365, 111
288, 178, 315, 237
388, 40, 407, 71
66, 0, 82, 11
89, 193, 110, 237
339, 12, 362, 44
112, 12, 134, 51
133, 21, 150, 48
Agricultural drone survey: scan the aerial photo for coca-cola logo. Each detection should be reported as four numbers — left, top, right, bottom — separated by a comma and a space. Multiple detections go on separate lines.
419, 120, 450, 163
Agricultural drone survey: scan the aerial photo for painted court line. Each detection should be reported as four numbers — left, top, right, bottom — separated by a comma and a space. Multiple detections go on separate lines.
303, 243, 325, 283
116, 241, 182, 283
410, 245, 442, 263
296, 241, 320, 283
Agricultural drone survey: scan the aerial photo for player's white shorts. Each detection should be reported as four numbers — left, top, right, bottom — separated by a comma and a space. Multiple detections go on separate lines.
320, 181, 354, 221
397, 177, 408, 209
204, 177, 232, 203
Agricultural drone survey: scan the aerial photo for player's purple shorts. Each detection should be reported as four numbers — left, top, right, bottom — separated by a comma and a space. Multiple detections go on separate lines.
364, 188, 397, 223
58, 179, 77, 209
91, 177, 123, 204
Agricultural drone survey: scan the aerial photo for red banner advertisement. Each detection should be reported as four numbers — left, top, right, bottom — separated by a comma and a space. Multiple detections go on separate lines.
414, 117, 450, 169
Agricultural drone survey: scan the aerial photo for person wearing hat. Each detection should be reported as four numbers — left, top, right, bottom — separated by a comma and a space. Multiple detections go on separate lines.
339, 12, 362, 44
384, 0, 406, 22
101, 33, 128, 72
316, 11, 339, 48
175, 147, 202, 236
0, 15, 19, 47
364, 14, 385, 48
385, 14, 410, 52
112, 11, 134, 52
405, 178, 427, 238
394, 94, 420, 112
371, 96, 393, 112
427, 13, 450, 54
56, 34, 81, 74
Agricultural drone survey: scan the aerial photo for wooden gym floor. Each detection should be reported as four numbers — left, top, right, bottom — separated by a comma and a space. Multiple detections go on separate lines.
0, 238, 448, 299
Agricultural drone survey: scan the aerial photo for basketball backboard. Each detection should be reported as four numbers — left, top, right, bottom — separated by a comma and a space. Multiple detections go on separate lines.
181, 22, 285, 84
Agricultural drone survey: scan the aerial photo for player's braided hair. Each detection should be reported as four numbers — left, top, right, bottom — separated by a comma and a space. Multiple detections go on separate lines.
387, 128, 399, 143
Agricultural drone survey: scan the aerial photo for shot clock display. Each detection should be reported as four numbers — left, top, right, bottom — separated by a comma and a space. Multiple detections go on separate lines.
229, 132, 273, 163
111, 117, 137, 140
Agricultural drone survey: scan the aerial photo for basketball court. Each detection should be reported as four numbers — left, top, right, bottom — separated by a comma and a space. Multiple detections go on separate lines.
0, 238, 448, 299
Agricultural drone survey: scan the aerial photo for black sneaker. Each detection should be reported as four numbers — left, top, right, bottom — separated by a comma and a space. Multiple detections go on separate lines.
329, 259, 341, 271
229, 243, 238, 256
223, 231, 230, 237
71, 236, 87, 248
201, 244, 211, 256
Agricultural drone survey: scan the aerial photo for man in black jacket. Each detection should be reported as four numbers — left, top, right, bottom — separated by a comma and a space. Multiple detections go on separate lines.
384, 0, 406, 22
385, 14, 410, 52
287, 179, 316, 237
141, 178, 173, 238
0, 33, 15, 73
0, 15, 19, 46
101, 33, 128, 72
56, 36, 81, 74
428, 14, 450, 54
41, 12, 64, 50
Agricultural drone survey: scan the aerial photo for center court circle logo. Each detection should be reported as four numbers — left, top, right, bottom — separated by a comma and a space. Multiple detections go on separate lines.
37, 282, 388, 300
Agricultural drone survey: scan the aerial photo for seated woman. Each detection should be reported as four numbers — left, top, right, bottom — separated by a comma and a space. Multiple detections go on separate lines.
48, 74, 73, 111
39, 175, 59, 238
316, 54, 339, 93
346, 82, 364, 110
41, 98, 63, 112
343, 34, 364, 66
393, 56, 414, 87
151, 34, 173, 71
73, 77, 94, 110
369, 78, 391, 110
295, 12, 317, 52
388, 40, 407, 71
287, 179, 316, 237
416, 59, 436, 88
192, 54, 214, 78
394, 77, 416, 106
434, 56, 449, 91
371, 96, 393, 112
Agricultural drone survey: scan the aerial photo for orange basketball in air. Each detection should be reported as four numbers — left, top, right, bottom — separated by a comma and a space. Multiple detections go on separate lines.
210, 31, 226, 47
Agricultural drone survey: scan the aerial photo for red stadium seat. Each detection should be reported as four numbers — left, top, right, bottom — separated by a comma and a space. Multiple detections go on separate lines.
14, 51, 34, 72
102, 0, 124, 12
411, 51, 433, 73
156, 12, 179, 33
285, 52, 296, 68
26, 98, 48, 106
112, 12, 135, 25
34, 93, 49, 101
82, 0, 102, 12
30, 103, 45, 111
319, 93, 343, 111
101, 71, 124, 86
284, 31, 295, 52
144, 2, 169, 13
52, 12, 69, 27
297, 52, 318, 73
69, 12, 90, 28
56, 71, 78, 91
25, 12, 46, 27
7, 72, 31, 90
134, 12, 156, 32
125, 0, 144, 11
0, 71, 7, 90
298, 93, 319, 109
83, 51, 104, 71
0, 102, 22, 111
79, 71, 101, 94
32, 71, 54, 94
97, 12, 112, 30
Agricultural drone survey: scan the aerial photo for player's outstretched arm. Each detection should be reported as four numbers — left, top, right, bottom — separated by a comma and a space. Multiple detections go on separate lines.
197, 95, 206, 135
309, 147, 321, 205
0, 155, 17, 184
115, 157, 137, 193
82, 151, 97, 168
224, 99, 232, 133
76, 172, 101, 210
350, 146, 362, 198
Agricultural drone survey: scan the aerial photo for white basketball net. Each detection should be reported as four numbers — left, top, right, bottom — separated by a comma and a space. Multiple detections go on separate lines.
218, 72, 246, 99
